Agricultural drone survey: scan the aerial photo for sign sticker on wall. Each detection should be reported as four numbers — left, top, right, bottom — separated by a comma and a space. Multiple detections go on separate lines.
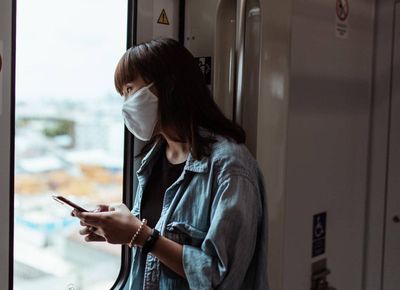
157, 9, 170, 25
196, 57, 212, 86
0, 40, 3, 116
312, 212, 327, 257
335, 0, 349, 39
153, 2, 178, 39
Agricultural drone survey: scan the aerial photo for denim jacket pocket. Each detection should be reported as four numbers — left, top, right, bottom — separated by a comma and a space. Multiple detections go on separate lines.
164, 221, 207, 247
161, 222, 207, 280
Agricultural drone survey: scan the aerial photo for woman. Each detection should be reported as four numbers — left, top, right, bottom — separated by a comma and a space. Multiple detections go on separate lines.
73, 38, 268, 290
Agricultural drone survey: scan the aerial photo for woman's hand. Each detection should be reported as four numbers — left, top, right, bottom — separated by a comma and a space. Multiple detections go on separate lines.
72, 203, 143, 245
74, 204, 186, 277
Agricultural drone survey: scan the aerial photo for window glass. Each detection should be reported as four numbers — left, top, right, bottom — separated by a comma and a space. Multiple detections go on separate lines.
14, 1, 127, 289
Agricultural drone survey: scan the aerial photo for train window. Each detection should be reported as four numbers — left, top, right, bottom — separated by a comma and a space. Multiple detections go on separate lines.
14, 0, 127, 289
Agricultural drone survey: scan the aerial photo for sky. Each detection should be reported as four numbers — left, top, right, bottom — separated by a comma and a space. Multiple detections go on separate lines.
16, 0, 127, 101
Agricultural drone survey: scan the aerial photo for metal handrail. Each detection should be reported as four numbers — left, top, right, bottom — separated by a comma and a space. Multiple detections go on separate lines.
234, 0, 247, 124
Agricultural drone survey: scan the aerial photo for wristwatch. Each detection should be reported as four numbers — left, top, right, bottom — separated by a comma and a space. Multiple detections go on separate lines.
142, 228, 160, 256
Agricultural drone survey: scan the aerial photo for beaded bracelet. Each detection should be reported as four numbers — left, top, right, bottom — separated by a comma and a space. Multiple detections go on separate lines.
128, 219, 147, 248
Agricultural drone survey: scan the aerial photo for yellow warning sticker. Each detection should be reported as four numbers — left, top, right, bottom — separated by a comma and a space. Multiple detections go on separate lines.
157, 9, 170, 25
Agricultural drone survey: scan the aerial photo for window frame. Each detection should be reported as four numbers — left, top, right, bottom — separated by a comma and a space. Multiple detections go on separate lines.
9, 0, 16, 288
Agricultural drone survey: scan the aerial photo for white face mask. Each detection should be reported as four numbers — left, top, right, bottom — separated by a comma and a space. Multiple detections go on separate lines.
122, 83, 158, 141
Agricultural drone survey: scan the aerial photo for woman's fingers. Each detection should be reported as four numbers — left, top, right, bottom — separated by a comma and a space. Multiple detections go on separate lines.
109, 203, 129, 213
108, 202, 127, 211
79, 226, 94, 235
79, 220, 97, 232
84, 232, 106, 242
80, 220, 89, 227
94, 204, 109, 212
72, 208, 107, 242
93, 227, 105, 237
73, 210, 105, 226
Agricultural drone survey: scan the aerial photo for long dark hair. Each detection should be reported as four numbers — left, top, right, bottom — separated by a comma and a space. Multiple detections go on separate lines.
114, 38, 245, 160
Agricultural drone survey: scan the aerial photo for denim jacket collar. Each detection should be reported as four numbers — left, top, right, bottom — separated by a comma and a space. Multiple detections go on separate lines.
136, 138, 164, 176
184, 153, 209, 173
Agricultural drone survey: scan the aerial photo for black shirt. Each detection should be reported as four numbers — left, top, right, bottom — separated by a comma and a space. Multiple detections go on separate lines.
140, 150, 186, 228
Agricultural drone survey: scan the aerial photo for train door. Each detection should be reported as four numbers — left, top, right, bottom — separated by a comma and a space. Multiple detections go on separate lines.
382, 3, 400, 290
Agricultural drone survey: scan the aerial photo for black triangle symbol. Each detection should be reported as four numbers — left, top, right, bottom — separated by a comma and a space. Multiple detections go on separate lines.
157, 9, 170, 25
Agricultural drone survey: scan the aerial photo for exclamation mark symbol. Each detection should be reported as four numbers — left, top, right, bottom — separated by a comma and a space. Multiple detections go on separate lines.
157, 9, 170, 25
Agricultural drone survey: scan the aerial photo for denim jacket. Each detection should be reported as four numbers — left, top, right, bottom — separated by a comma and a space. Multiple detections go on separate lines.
128, 135, 269, 290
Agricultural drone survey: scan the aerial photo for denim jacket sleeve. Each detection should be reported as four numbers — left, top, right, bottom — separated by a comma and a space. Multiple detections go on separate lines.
182, 172, 262, 290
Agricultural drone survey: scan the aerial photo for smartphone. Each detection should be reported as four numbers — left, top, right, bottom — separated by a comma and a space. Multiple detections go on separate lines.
52, 194, 88, 212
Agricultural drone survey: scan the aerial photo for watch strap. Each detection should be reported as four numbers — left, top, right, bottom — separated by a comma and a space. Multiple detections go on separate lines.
142, 228, 160, 256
